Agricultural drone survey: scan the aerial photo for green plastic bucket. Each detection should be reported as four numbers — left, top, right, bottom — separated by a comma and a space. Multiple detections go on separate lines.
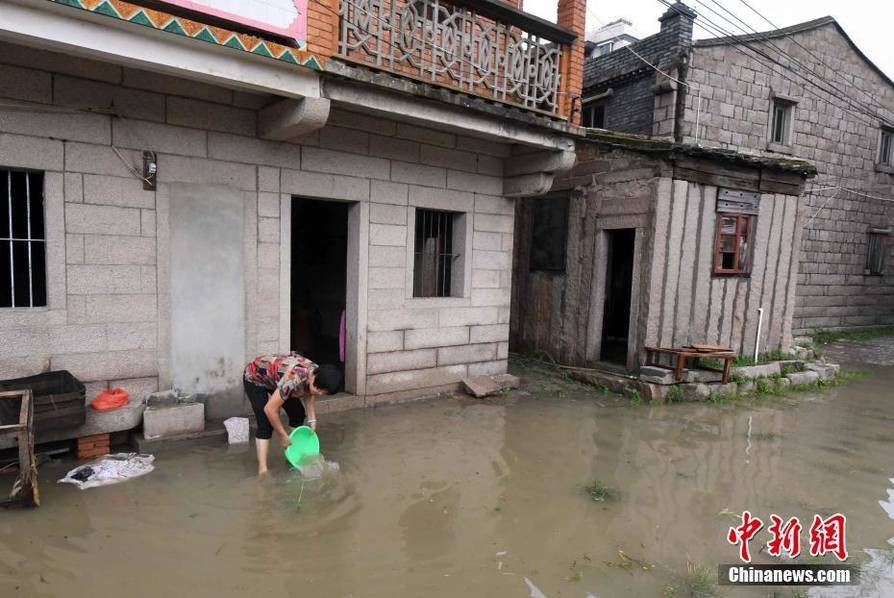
284, 426, 320, 468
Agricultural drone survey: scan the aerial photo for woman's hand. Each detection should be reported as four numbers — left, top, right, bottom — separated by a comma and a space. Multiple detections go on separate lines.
305, 418, 317, 431
278, 431, 292, 448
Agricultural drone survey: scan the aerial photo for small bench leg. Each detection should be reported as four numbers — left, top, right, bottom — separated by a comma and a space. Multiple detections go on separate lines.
675, 353, 685, 382
722, 358, 732, 384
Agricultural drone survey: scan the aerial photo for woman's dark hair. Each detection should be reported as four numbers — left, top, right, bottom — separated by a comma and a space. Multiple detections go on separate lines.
314, 364, 343, 394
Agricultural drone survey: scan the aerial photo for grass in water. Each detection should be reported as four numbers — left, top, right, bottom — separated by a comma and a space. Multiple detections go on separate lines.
585, 479, 618, 502
813, 326, 894, 345
680, 562, 719, 597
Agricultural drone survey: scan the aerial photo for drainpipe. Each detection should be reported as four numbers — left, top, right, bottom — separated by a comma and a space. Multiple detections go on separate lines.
753, 307, 764, 364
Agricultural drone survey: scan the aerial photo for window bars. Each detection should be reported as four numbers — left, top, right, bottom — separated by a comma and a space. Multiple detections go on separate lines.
413, 209, 457, 297
1, 170, 46, 308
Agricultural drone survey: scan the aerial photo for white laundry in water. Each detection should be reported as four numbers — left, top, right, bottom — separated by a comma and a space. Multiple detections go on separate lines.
59, 453, 155, 490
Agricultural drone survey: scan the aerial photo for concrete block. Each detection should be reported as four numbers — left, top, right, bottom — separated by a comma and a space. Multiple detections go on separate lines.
370, 223, 406, 246
366, 364, 467, 395
391, 161, 446, 187
711, 382, 739, 397
141, 210, 156, 237
55, 75, 163, 121
302, 147, 389, 180
462, 375, 501, 398
367, 289, 404, 310
66, 234, 85, 264
470, 324, 509, 344
476, 155, 503, 176
438, 343, 497, 365
405, 326, 469, 349
367, 349, 437, 374
439, 306, 499, 327
456, 135, 510, 157
786, 370, 820, 386
65, 203, 141, 235
258, 217, 280, 243
369, 267, 405, 289
157, 155, 256, 190
793, 336, 813, 347
123, 67, 230, 103
370, 203, 407, 225
319, 126, 369, 155
371, 180, 409, 205
472, 269, 500, 289
72, 294, 157, 324
474, 213, 513, 233
420, 144, 477, 172
64, 173, 84, 203
258, 167, 280, 192
639, 366, 675, 385
367, 309, 439, 331
167, 97, 255, 135
67, 265, 142, 295
475, 194, 513, 215
804, 363, 837, 381
0, 133, 59, 173
396, 123, 455, 148
49, 325, 107, 354
447, 170, 502, 195
497, 342, 508, 359
0, 107, 110, 145
140, 266, 156, 294
257, 242, 280, 268
732, 362, 782, 379
209, 132, 300, 168
472, 250, 511, 270
468, 360, 508, 377
84, 235, 156, 265
492, 373, 518, 389
110, 376, 159, 401
143, 400, 205, 439
367, 331, 404, 353
368, 246, 404, 269
471, 288, 510, 307
369, 135, 420, 162
0, 63, 51, 103
50, 349, 157, 382
281, 169, 369, 202
409, 185, 474, 211
107, 322, 157, 351
329, 108, 397, 136
113, 119, 206, 156
473, 232, 503, 251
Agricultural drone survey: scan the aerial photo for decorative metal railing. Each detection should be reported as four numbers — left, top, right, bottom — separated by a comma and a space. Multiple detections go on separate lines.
338, 0, 566, 114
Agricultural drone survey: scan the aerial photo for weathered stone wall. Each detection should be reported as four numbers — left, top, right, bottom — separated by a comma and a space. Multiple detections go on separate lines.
0, 41, 513, 409
512, 142, 803, 368
682, 23, 894, 332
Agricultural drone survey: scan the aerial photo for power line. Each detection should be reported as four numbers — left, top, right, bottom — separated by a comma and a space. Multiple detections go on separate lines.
695, 0, 891, 124
655, 0, 885, 132
733, 0, 892, 120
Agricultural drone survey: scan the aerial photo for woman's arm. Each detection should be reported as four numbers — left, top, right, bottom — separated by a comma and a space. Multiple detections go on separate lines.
302, 395, 317, 430
263, 388, 291, 447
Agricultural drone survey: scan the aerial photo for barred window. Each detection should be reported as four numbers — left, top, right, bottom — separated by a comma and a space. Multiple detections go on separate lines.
866, 229, 889, 276
413, 209, 459, 298
713, 213, 753, 275
1, 169, 46, 308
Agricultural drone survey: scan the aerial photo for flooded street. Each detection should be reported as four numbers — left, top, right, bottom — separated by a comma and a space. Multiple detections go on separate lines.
2, 341, 894, 597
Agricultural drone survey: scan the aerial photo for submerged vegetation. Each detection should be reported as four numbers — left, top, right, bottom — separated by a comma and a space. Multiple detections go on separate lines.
585, 479, 618, 502
813, 326, 894, 346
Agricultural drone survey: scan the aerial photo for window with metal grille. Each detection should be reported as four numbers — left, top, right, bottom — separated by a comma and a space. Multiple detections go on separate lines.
771, 99, 794, 145
413, 209, 458, 298
530, 196, 569, 272
879, 128, 893, 166
866, 229, 889, 276
1, 169, 46, 308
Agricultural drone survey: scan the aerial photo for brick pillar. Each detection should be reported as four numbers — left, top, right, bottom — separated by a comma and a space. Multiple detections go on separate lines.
306, 0, 340, 59
557, 0, 586, 124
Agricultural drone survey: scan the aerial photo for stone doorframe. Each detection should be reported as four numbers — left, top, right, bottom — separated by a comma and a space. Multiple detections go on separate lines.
585, 215, 648, 372
278, 196, 368, 396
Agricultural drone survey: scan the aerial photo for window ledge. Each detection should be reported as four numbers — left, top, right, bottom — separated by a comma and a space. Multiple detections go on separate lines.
766, 142, 793, 155
874, 163, 894, 175
404, 296, 471, 308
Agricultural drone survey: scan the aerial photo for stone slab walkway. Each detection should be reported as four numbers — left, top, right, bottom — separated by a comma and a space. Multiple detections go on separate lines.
822, 335, 894, 367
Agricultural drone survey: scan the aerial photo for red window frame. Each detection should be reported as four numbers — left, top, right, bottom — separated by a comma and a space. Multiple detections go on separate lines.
713, 213, 753, 275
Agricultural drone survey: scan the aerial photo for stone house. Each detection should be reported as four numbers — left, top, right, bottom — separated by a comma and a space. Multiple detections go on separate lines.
581, 4, 894, 333
0, 0, 584, 437
511, 131, 815, 370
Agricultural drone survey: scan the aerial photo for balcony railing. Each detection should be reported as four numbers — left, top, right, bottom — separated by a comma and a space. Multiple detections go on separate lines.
338, 0, 575, 115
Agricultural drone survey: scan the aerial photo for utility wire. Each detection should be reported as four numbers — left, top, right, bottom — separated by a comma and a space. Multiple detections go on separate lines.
655, 0, 886, 132
694, 0, 891, 124
734, 0, 892, 119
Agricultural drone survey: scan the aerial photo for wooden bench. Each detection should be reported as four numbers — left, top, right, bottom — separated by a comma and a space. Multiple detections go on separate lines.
0, 389, 39, 507
644, 345, 736, 384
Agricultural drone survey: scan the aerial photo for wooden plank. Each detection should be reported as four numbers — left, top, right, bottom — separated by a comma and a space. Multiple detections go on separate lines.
674, 167, 760, 192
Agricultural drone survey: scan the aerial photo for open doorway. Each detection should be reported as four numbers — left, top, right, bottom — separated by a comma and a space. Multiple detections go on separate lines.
290, 198, 348, 382
601, 228, 635, 365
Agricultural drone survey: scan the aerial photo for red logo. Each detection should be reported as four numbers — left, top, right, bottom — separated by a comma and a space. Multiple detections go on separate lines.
727, 510, 764, 563
809, 513, 848, 561
727, 512, 847, 563
766, 515, 802, 558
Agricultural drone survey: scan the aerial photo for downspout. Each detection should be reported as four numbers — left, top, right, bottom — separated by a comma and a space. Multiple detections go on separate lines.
672, 50, 691, 143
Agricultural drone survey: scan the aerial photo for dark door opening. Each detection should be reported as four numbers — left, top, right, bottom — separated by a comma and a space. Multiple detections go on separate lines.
291, 198, 348, 379
601, 229, 635, 366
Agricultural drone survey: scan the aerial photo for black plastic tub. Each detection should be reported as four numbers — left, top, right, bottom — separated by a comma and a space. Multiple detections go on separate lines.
0, 371, 86, 433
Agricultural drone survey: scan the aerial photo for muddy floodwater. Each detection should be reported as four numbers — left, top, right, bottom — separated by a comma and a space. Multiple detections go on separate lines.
3, 343, 894, 597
